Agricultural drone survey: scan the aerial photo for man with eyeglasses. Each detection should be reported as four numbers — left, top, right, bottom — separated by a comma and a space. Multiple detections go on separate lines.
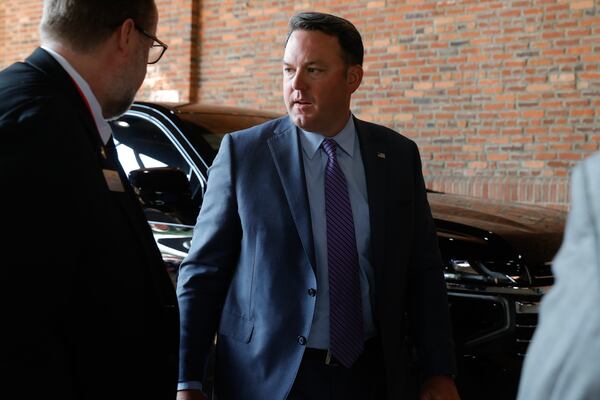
0, 1, 177, 399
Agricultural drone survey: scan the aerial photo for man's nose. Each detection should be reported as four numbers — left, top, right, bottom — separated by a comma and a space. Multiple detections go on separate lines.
291, 70, 307, 91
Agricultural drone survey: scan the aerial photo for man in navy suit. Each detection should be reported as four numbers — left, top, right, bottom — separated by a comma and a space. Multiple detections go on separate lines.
0, 1, 178, 399
177, 12, 459, 400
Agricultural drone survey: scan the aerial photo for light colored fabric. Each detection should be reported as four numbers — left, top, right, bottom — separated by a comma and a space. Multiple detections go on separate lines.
518, 152, 600, 400
298, 116, 377, 349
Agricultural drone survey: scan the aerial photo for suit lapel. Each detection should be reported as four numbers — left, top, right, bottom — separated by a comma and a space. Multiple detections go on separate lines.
355, 118, 387, 271
268, 118, 317, 272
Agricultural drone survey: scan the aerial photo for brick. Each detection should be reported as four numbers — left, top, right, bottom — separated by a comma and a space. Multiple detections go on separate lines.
395, 114, 414, 122
571, 109, 594, 117
535, 153, 557, 160
524, 161, 545, 168
560, 153, 584, 161
483, 103, 505, 111
487, 153, 509, 161
579, 72, 600, 80
527, 84, 552, 92
570, 1, 593, 10
521, 110, 545, 118
549, 73, 575, 82
470, 162, 488, 169
582, 54, 600, 63
576, 143, 598, 151
414, 82, 433, 90
435, 81, 456, 89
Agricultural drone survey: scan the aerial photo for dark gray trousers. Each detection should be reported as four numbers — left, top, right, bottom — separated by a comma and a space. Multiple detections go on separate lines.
287, 339, 385, 400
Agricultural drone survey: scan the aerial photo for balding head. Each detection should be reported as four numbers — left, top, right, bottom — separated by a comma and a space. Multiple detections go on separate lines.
40, 0, 156, 53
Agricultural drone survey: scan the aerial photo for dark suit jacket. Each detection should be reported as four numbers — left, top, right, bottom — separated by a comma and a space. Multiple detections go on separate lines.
0, 48, 178, 399
177, 115, 456, 399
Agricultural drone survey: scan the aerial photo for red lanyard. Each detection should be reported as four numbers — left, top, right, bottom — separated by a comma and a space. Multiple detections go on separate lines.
70, 77, 109, 159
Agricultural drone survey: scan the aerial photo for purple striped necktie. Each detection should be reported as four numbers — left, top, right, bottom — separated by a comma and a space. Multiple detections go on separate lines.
321, 138, 364, 368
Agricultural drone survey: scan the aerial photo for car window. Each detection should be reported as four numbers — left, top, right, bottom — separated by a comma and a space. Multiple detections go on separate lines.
111, 115, 202, 198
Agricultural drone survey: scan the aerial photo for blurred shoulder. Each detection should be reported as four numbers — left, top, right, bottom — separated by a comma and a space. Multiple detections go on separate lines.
580, 151, 600, 174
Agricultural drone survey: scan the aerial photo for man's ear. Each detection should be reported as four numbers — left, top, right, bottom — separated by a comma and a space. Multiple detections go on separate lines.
347, 64, 363, 93
115, 18, 136, 56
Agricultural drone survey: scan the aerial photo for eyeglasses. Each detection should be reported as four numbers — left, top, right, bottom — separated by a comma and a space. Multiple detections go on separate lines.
134, 24, 168, 64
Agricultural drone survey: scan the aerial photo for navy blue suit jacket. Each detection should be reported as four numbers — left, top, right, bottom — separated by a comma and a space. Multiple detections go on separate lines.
177, 115, 455, 399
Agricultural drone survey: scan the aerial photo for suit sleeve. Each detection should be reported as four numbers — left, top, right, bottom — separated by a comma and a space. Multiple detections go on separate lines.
408, 142, 457, 378
177, 133, 242, 387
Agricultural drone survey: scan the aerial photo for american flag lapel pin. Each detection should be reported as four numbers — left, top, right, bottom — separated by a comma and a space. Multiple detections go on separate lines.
377, 152, 386, 159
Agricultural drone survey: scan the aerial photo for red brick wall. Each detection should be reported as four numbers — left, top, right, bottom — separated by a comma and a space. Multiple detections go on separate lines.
196, 0, 600, 209
2, 1, 599, 209
0, 1, 43, 65
0, 0, 194, 102
137, 0, 199, 102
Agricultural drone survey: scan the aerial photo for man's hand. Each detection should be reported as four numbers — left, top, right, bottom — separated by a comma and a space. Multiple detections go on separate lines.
420, 375, 460, 400
176, 390, 208, 400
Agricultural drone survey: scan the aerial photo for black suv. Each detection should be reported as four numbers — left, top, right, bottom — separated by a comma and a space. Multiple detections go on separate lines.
110, 102, 565, 399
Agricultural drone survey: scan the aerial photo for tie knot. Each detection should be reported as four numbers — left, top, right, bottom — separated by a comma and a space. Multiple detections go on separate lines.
321, 139, 337, 160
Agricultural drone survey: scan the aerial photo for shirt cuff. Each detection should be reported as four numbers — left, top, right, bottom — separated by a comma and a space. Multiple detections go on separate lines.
177, 381, 205, 392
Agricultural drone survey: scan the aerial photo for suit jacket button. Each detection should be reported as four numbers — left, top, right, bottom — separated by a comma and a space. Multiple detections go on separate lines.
308, 288, 317, 297
297, 336, 307, 345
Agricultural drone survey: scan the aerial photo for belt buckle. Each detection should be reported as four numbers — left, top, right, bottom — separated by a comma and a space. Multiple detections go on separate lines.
325, 350, 339, 367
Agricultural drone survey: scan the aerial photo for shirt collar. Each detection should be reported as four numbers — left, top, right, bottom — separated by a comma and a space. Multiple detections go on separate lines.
298, 114, 356, 160
42, 46, 113, 144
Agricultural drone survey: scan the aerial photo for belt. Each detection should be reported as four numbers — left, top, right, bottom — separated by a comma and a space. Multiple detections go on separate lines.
303, 338, 379, 368
302, 348, 342, 367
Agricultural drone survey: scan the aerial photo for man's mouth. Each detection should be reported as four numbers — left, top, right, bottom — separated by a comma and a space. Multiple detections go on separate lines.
293, 100, 312, 106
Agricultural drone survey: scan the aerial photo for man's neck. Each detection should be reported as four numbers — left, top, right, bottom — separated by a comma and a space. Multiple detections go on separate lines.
42, 41, 107, 114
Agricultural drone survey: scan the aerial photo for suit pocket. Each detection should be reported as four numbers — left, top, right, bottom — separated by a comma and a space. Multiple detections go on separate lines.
218, 310, 254, 343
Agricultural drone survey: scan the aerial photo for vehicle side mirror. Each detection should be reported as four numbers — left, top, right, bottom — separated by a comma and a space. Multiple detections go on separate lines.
128, 167, 196, 225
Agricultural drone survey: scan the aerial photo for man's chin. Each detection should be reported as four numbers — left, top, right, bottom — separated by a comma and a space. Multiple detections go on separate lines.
104, 99, 135, 120
288, 113, 314, 131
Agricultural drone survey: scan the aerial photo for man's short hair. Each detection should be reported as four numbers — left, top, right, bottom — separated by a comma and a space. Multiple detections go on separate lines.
40, 0, 155, 52
286, 12, 364, 66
